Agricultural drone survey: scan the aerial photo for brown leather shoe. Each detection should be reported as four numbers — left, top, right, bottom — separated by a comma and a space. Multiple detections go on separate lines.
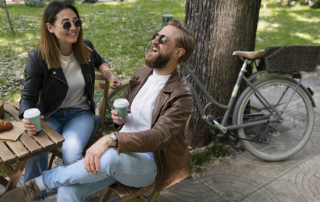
0, 179, 44, 202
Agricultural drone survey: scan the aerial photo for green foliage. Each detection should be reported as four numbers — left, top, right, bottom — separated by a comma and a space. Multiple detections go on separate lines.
0, 0, 3, 8
55, 0, 76, 4
25, 0, 44, 7
191, 142, 230, 166
82, 0, 99, 4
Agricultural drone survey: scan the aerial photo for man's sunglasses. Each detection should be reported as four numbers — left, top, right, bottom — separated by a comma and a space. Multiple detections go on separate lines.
54, 19, 82, 30
152, 33, 181, 48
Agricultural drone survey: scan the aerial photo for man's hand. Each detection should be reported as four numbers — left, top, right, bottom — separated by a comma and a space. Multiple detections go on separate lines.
84, 135, 114, 174
21, 115, 44, 135
111, 109, 131, 125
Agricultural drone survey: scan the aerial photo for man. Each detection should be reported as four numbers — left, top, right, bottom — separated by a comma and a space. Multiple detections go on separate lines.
0, 19, 196, 202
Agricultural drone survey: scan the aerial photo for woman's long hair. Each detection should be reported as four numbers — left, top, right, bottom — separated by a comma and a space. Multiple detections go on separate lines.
37, 1, 91, 69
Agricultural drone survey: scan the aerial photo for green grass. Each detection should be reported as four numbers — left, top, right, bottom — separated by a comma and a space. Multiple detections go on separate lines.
256, 0, 320, 50
1, 0, 319, 102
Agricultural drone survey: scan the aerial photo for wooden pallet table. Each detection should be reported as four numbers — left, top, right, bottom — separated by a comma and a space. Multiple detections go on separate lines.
0, 103, 64, 194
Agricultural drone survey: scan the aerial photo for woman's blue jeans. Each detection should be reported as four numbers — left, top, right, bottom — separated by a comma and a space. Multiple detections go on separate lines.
42, 148, 157, 202
24, 108, 100, 201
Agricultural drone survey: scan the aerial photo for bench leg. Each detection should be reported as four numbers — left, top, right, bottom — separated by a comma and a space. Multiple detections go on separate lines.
99, 188, 113, 202
4, 160, 27, 193
148, 188, 160, 202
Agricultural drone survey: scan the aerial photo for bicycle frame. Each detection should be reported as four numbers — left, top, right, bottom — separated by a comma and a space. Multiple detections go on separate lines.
181, 61, 301, 133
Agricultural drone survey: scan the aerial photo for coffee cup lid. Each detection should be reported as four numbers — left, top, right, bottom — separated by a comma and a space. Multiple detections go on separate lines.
24, 108, 41, 118
113, 99, 129, 108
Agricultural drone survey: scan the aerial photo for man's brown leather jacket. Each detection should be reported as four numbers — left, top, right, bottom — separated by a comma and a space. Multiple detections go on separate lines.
115, 66, 194, 191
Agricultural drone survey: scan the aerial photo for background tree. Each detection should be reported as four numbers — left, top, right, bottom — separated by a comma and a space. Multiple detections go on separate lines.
3, 0, 15, 35
182, 0, 262, 148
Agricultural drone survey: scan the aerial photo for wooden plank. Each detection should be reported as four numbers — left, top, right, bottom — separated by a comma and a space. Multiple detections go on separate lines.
31, 133, 53, 149
40, 121, 64, 144
94, 83, 105, 89
0, 142, 15, 162
20, 132, 41, 153
4, 104, 20, 122
6, 141, 29, 158
95, 74, 105, 80
13, 102, 20, 110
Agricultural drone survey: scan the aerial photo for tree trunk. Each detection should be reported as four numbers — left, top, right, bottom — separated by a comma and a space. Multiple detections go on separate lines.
4, 0, 15, 35
183, 0, 261, 148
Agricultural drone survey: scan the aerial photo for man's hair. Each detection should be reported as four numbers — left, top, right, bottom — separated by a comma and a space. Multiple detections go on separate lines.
167, 19, 196, 63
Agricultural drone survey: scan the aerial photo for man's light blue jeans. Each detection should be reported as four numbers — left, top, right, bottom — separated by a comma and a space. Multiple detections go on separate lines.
24, 108, 99, 201
41, 148, 157, 202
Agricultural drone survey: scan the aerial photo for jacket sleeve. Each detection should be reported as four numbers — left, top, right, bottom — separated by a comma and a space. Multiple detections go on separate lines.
83, 39, 106, 70
116, 89, 194, 153
19, 51, 44, 119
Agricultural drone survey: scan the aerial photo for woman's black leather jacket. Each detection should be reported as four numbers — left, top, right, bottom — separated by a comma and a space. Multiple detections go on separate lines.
19, 39, 106, 119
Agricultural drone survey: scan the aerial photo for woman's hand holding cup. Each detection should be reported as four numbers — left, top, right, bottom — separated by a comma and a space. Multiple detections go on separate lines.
22, 108, 43, 135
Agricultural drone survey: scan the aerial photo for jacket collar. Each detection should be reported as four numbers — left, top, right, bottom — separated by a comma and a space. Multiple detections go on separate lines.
151, 68, 181, 126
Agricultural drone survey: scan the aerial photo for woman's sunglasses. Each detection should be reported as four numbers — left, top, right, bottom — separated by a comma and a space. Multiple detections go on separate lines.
152, 33, 182, 48
54, 19, 82, 30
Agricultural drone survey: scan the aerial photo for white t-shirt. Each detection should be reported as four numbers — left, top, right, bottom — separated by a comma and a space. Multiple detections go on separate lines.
120, 70, 171, 133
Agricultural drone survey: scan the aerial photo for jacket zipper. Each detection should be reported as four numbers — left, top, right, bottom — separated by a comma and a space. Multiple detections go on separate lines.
45, 73, 68, 118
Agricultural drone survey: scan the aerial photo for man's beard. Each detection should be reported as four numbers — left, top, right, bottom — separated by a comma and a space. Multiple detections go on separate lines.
145, 49, 172, 69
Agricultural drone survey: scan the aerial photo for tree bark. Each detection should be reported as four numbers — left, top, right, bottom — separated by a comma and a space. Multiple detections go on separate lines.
183, 0, 261, 148
4, 0, 15, 35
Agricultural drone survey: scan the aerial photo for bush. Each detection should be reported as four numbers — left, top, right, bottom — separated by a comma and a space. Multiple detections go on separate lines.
25, 0, 44, 7
0, 0, 4, 8
55, 0, 76, 4
82, 0, 98, 3
309, 0, 320, 8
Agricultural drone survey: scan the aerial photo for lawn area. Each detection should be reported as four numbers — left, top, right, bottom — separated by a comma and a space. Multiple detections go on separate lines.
0, 0, 319, 104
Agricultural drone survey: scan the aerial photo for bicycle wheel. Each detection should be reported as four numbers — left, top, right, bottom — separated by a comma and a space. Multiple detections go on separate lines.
234, 77, 314, 161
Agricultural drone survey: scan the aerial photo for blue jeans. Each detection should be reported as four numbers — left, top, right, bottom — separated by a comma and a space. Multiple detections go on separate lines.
41, 148, 157, 202
24, 108, 100, 201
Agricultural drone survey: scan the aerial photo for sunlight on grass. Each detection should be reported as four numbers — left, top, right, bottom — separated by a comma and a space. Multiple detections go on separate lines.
1, 0, 319, 103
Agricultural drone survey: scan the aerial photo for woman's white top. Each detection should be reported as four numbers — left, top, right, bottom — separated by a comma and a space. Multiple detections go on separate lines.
59, 52, 90, 110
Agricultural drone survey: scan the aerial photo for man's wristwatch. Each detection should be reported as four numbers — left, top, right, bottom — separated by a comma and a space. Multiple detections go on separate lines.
110, 132, 118, 148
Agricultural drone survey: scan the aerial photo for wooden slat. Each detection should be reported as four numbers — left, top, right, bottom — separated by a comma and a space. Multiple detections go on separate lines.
4, 104, 21, 122
20, 132, 42, 153
6, 141, 29, 158
0, 142, 15, 162
95, 74, 105, 80
13, 102, 20, 110
31, 133, 53, 149
41, 120, 64, 144
94, 83, 105, 89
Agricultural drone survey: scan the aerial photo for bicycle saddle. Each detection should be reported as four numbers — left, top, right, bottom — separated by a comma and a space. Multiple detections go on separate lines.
232, 50, 265, 59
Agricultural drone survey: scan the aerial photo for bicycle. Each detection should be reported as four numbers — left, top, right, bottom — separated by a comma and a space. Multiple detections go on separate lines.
181, 50, 315, 161
97, 48, 315, 161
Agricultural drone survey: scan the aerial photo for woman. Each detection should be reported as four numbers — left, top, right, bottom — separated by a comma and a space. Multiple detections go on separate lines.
19, 2, 121, 201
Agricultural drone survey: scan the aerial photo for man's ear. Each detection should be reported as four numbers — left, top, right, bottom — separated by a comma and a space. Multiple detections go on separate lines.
46, 23, 54, 33
174, 48, 185, 59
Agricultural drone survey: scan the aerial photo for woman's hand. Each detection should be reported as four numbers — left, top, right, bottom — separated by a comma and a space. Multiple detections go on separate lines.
84, 135, 114, 174
109, 76, 122, 89
21, 116, 44, 135
111, 109, 131, 125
